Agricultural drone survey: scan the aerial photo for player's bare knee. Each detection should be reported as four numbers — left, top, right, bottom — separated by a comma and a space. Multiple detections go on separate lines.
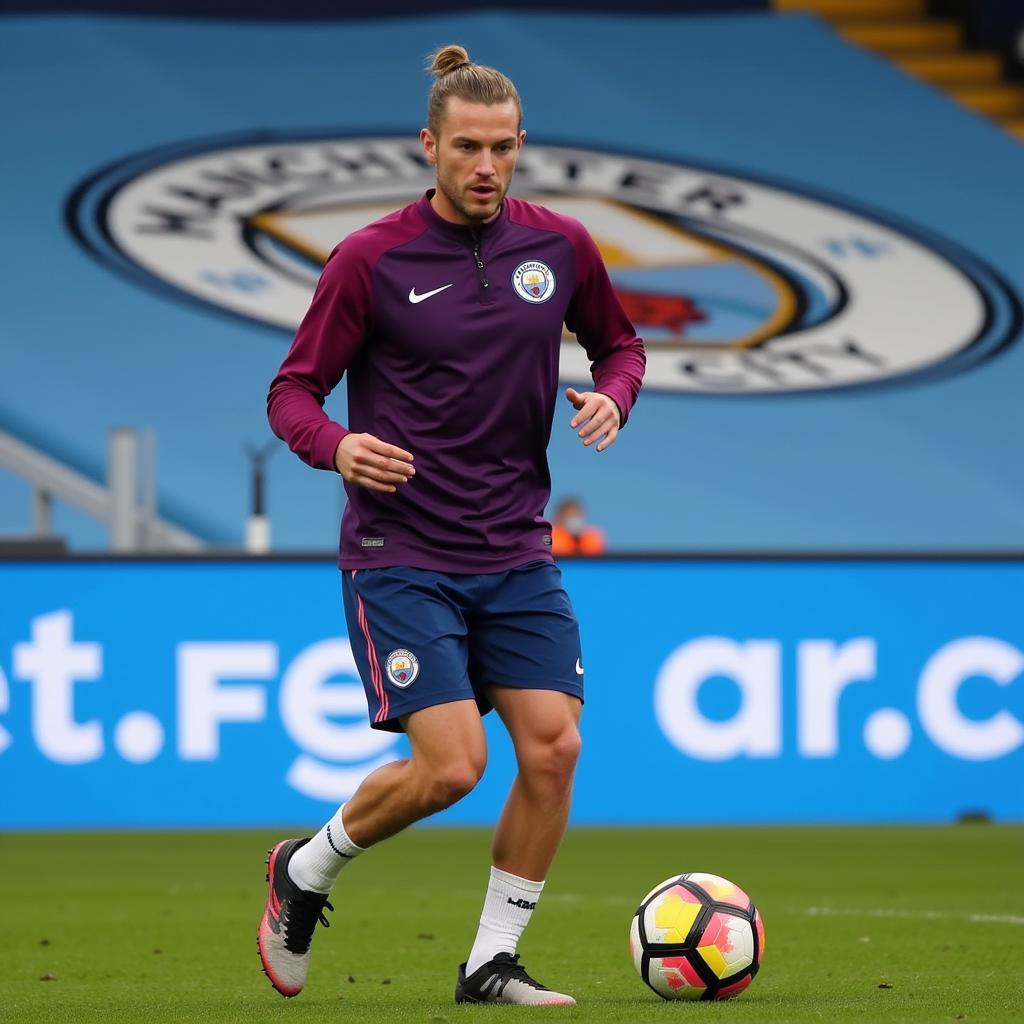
424, 770, 478, 811
551, 726, 582, 782
421, 760, 486, 812
522, 725, 581, 790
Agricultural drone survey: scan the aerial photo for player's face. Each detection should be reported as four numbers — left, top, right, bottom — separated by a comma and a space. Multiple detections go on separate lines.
421, 98, 525, 225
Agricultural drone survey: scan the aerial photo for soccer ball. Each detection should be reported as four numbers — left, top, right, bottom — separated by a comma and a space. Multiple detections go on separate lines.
629, 872, 764, 1000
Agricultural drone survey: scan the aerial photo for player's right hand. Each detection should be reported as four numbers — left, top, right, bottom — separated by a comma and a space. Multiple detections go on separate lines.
335, 433, 415, 493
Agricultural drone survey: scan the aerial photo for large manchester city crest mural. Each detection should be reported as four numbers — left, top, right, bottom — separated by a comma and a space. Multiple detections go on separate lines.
68, 134, 1020, 394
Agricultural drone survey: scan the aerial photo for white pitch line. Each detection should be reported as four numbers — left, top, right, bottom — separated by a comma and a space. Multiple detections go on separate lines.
803, 906, 1024, 927
545, 895, 1024, 926
547, 893, 634, 906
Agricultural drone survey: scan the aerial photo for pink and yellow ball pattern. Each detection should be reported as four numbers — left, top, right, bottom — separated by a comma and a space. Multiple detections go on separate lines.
629, 872, 765, 1001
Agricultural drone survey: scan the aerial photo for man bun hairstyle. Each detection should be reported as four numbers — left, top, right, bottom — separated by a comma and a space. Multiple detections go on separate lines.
426, 44, 522, 137
431, 44, 471, 77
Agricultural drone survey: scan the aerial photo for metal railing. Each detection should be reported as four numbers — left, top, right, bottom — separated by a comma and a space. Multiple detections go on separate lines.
0, 428, 204, 552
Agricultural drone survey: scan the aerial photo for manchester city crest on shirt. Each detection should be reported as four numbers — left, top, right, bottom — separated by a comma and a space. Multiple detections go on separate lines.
513, 260, 556, 304
385, 648, 419, 689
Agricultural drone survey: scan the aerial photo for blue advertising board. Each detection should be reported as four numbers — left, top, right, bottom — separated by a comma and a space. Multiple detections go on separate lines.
0, 559, 1021, 827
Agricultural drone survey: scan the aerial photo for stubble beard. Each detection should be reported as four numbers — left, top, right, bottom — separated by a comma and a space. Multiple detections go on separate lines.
437, 166, 506, 225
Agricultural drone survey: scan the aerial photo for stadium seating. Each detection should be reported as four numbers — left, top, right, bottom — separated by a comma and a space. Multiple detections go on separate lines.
1, 3, 1022, 552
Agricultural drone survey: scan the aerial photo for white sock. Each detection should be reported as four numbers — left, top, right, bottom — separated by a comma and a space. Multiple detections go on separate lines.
465, 866, 545, 975
287, 803, 365, 894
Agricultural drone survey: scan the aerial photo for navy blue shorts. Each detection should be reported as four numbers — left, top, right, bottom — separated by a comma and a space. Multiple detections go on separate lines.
341, 560, 584, 732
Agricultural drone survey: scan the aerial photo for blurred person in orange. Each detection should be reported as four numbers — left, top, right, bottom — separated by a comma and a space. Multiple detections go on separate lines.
550, 497, 606, 556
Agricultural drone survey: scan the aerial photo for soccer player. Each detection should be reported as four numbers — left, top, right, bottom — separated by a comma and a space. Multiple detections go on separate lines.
260, 44, 645, 1006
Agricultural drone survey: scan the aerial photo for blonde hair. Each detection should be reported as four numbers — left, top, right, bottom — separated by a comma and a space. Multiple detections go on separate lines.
426, 44, 522, 137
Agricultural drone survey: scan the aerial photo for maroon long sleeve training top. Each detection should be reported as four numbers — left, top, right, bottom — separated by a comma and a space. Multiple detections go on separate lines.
268, 190, 646, 571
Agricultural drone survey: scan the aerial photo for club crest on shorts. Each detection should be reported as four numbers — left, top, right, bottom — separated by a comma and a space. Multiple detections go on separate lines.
385, 648, 419, 688
513, 261, 556, 304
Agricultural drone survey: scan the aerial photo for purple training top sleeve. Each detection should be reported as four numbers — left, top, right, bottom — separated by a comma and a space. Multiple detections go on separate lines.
563, 224, 646, 426
266, 239, 372, 471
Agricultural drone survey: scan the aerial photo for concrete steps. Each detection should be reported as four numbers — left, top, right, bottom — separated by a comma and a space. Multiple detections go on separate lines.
1001, 117, 1024, 141
839, 20, 962, 53
894, 52, 1003, 87
776, 0, 925, 19
773, 0, 1020, 141
950, 84, 1024, 118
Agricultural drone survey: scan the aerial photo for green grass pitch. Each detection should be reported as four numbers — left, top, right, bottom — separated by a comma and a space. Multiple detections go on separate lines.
2, 825, 1022, 1023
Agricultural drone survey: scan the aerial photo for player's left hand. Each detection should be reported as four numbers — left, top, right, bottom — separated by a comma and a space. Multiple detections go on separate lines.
565, 387, 621, 452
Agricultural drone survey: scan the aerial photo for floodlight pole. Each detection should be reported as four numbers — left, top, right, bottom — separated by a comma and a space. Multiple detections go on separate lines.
31, 486, 52, 536
245, 442, 276, 554
109, 427, 139, 551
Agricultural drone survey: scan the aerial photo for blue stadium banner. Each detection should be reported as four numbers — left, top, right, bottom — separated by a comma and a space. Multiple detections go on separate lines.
0, 559, 1021, 827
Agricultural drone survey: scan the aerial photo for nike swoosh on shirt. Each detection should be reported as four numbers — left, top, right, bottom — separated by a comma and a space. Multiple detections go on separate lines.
575, 659, 584, 675
409, 283, 454, 304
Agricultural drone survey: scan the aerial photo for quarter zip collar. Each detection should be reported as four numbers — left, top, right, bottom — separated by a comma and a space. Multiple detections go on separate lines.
417, 189, 508, 243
